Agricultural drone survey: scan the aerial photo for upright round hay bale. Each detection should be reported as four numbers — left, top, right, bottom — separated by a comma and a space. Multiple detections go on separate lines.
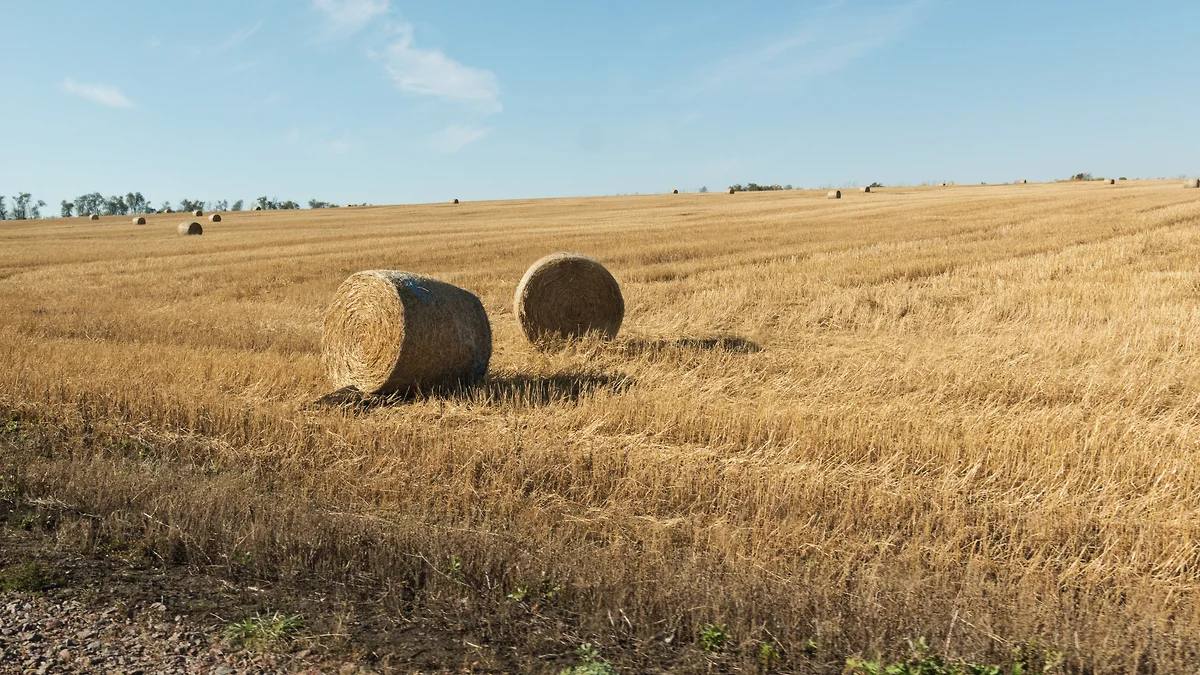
209, 213, 222, 222
132, 216, 146, 225
89, 214, 100, 221
827, 190, 841, 199
178, 221, 203, 236
860, 186, 871, 193
514, 253, 623, 345
192, 209, 203, 217
321, 271, 492, 395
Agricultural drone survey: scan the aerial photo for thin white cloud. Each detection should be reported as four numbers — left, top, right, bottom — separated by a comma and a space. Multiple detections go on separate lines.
215, 21, 263, 52
430, 124, 490, 153
312, 0, 389, 36
383, 22, 501, 112
61, 78, 134, 109
701, 0, 930, 91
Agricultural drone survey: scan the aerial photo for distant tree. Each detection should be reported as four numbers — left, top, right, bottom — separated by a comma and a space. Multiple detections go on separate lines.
213, 199, 229, 212
160, 201, 174, 213
31, 199, 45, 219
10, 193, 32, 220
60, 200, 74, 218
698, 186, 708, 193
279, 200, 300, 210
0, 196, 6, 220
1071, 172, 1093, 182
103, 195, 127, 216
231, 199, 244, 212
255, 196, 272, 210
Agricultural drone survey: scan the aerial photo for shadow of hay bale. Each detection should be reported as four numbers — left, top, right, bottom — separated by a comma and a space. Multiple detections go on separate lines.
616, 335, 762, 355
310, 372, 633, 411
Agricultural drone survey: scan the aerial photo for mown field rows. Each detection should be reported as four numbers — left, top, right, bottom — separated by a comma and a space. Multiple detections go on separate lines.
2, 181, 1199, 671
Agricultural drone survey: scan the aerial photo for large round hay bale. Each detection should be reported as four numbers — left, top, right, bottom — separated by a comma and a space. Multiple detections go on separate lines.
132, 216, 146, 225
178, 221, 203, 236
514, 253, 623, 345
192, 209, 203, 216
89, 214, 100, 221
209, 213, 222, 222
860, 186, 871, 193
827, 190, 841, 199
1187, 179, 1200, 189
321, 270, 492, 395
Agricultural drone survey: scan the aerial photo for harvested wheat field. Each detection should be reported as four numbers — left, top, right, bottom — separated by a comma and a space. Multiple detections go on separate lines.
3, 180, 1200, 672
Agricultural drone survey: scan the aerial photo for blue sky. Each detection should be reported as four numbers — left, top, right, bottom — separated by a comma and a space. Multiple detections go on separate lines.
2, 1, 1198, 208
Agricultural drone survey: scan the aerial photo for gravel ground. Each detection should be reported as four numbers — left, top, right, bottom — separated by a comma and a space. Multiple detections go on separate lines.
0, 595, 308, 674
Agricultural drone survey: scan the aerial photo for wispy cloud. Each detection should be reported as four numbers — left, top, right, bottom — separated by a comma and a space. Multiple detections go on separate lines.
430, 124, 490, 153
312, 0, 389, 37
383, 22, 501, 112
61, 78, 134, 109
214, 20, 263, 52
700, 0, 930, 91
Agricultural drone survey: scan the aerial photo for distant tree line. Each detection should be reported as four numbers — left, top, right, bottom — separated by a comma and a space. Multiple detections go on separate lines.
1, 190, 353, 220
728, 183, 792, 193
0, 193, 48, 220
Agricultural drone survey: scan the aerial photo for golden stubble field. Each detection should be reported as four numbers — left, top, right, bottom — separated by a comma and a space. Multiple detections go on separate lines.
2, 181, 1200, 670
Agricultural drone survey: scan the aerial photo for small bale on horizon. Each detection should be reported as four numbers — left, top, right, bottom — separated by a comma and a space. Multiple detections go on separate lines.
728, 187, 736, 194
672, 189, 679, 194
1107, 178, 1116, 185
178, 221, 203, 236
192, 209, 203, 216
209, 214, 222, 222
89, 214, 100, 221
132, 216, 146, 225
321, 270, 492, 396
827, 190, 842, 199
860, 186, 872, 193
453, 198, 460, 204
514, 253, 624, 347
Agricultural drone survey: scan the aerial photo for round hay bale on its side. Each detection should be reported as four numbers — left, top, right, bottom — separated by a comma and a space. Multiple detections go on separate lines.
132, 216, 146, 225
1107, 178, 1115, 185
89, 214, 100, 221
178, 221, 203, 236
860, 186, 872, 193
253, 206, 263, 211
728, 187, 736, 194
321, 270, 492, 395
192, 209, 203, 217
1187, 179, 1200, 189
209, 213, 222, 222
514, 253, 624, 345
453, 198, 460, 204
672, 188, 679, 194
827, 190, 842, 199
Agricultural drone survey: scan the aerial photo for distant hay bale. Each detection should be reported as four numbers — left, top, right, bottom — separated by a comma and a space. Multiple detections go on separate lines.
321, 270, 492, 395
1187, 179, 1200, 189
860, 186, 871, 193
514, 253, 623, 345
253, 206, 263, 211
132, 216, 146, 225
453, 198, 460, 204
178, 221, 203, 236
89, 214, 100, 221
209, 214, 221, 222
192, 209, 203, 216
728, 187, 736, 194
672, 189, 679, 194
1107, 178, 1115, 185
827, 190, 841, 199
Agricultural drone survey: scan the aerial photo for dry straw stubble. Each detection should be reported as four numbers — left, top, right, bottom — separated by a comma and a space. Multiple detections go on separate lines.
514, 253, 624, 346
321, 270, 492, 395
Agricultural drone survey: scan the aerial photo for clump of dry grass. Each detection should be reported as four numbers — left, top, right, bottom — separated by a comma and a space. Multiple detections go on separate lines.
177, 221, 203, 236
514, 253, 623, 345
321, 270, 491, 395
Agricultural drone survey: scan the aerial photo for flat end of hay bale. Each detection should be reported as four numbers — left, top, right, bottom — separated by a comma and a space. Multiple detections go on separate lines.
827, 190, 841, 199
89, 214, 100, 220
132, 216, 146, 225
178, 221, 203, 236
209, 214, 222, 222
514, 253, 624, 347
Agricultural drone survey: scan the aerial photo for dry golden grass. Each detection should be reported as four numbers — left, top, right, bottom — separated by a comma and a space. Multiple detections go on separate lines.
3, 180, 1200, 670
